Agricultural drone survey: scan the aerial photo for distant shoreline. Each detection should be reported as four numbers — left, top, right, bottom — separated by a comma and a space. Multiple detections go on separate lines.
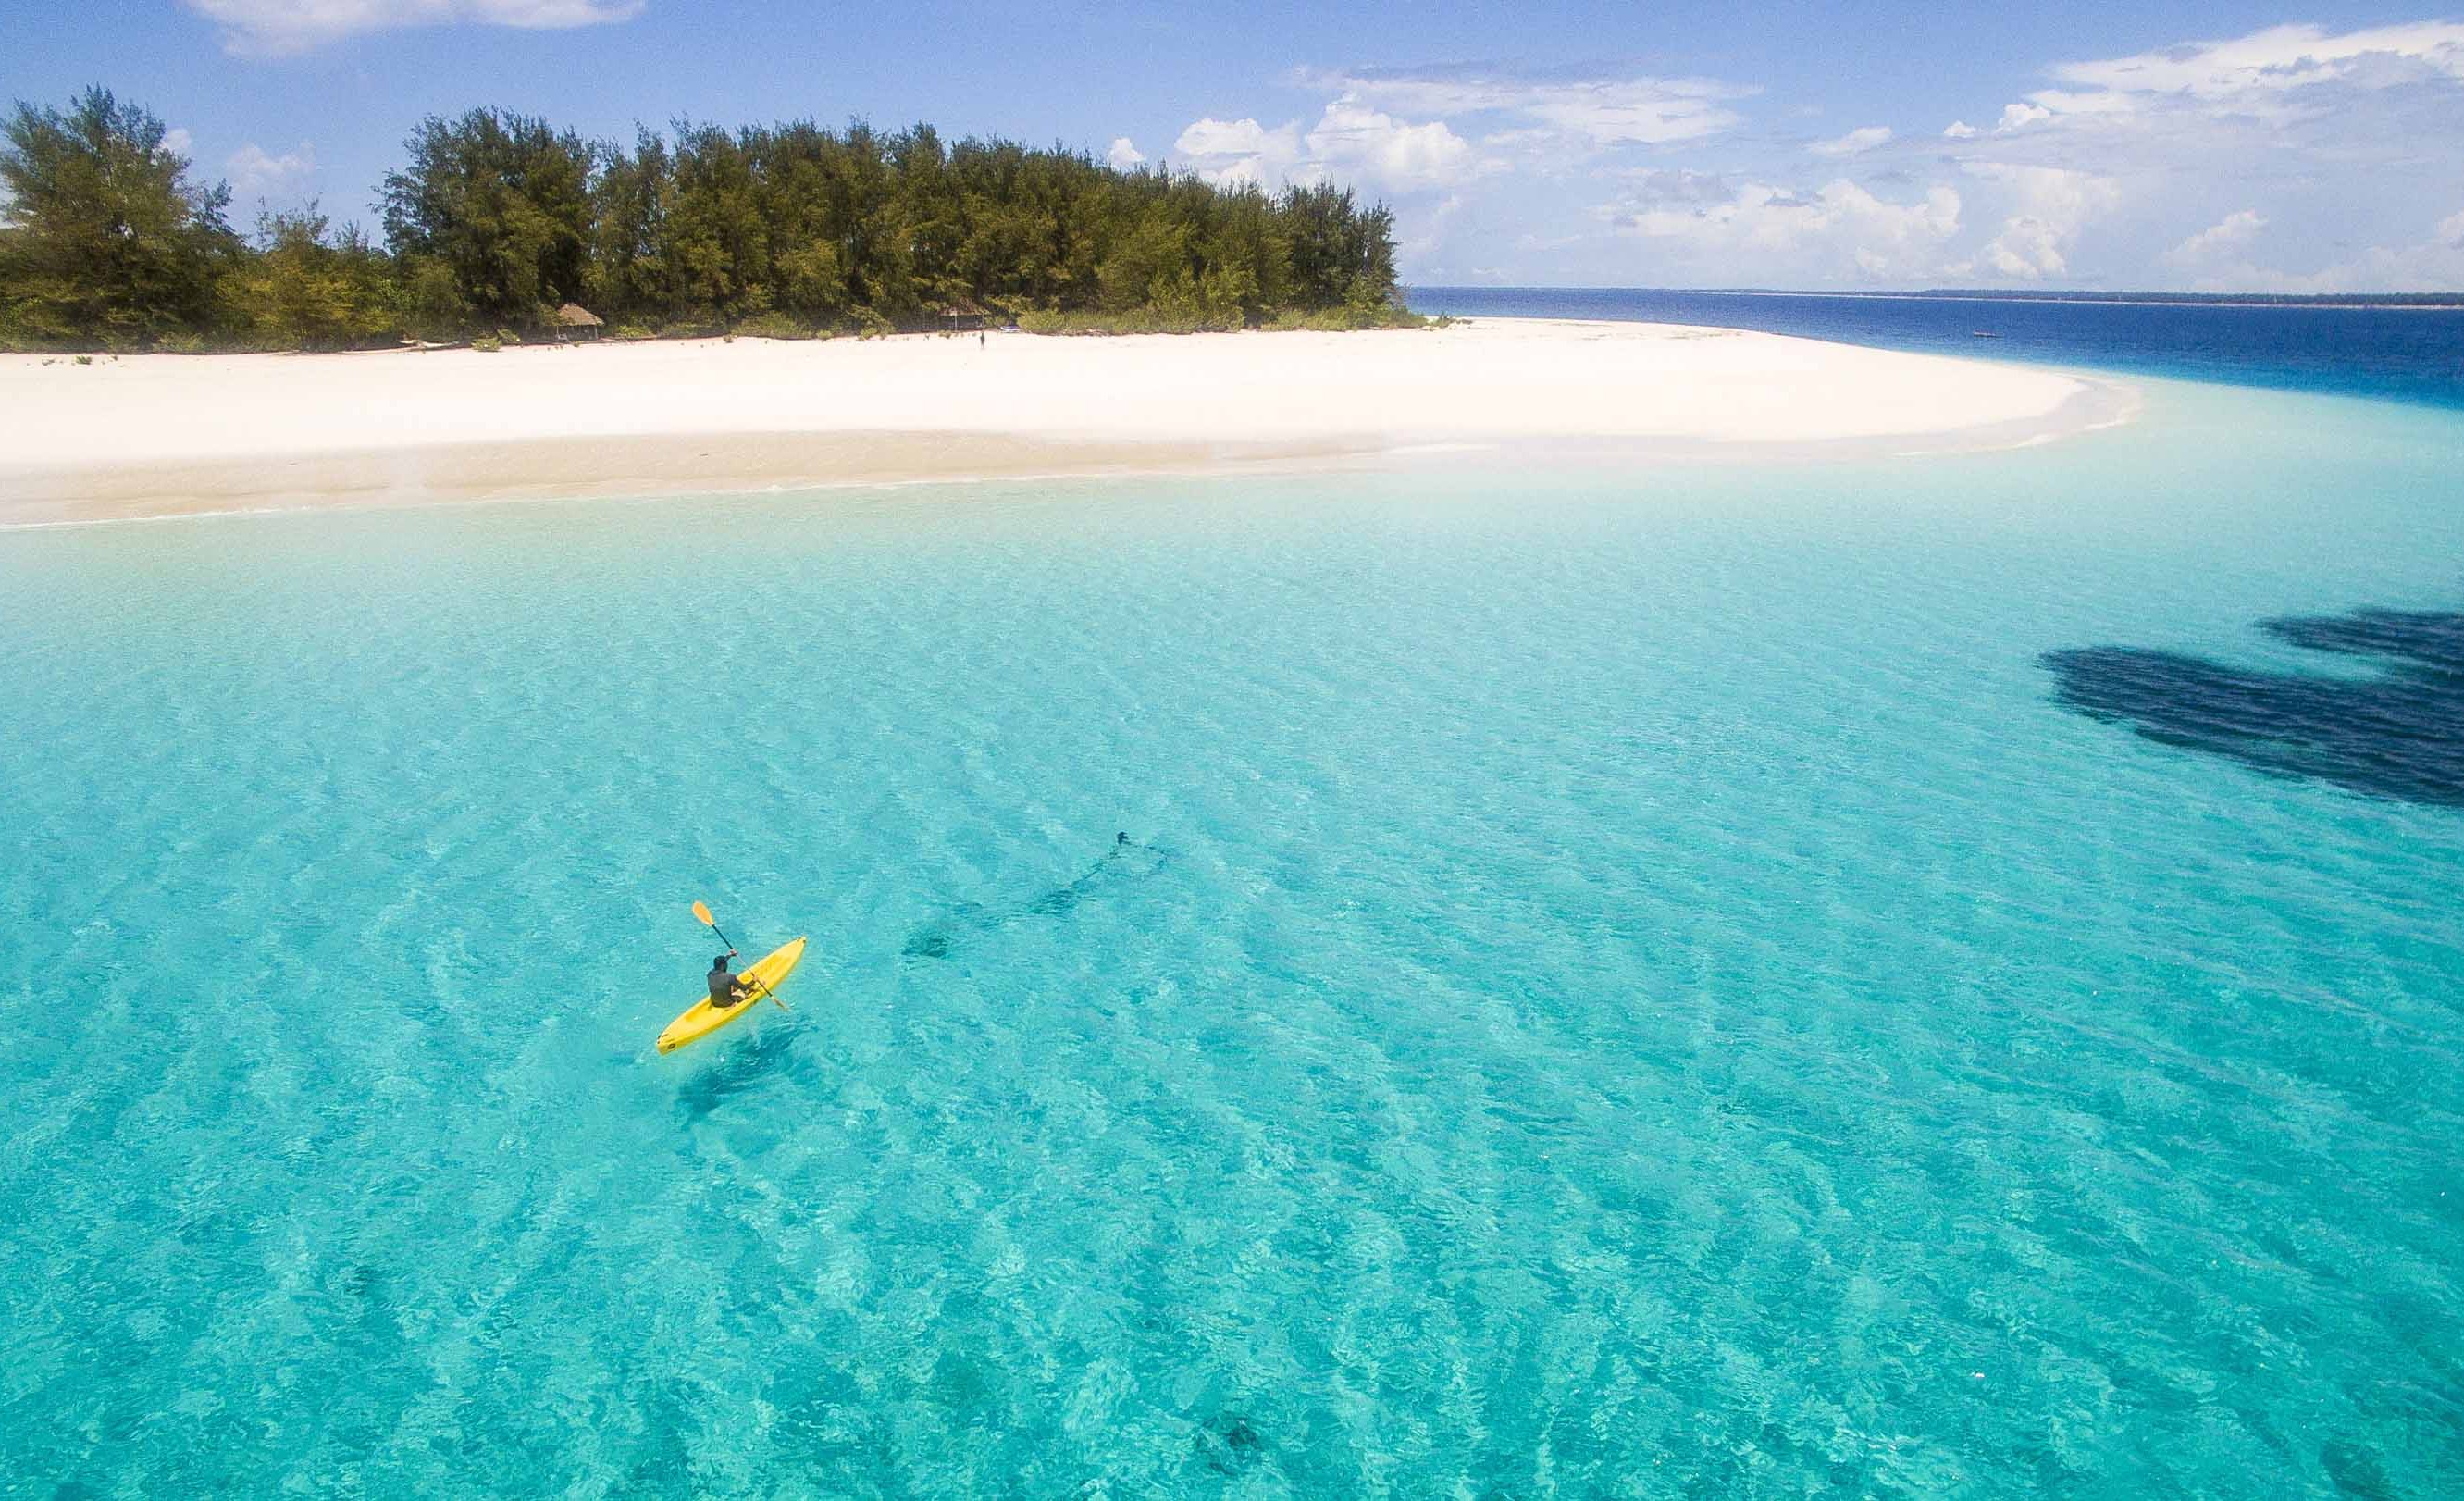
1411, 285, 2464, 312
0, 318, 2121, 526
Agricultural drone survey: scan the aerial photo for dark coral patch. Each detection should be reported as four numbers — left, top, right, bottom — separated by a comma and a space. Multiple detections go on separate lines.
2044, 608, 2464, 808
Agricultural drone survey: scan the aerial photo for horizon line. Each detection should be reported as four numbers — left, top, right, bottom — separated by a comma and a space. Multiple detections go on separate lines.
1405, 285, 2464, 305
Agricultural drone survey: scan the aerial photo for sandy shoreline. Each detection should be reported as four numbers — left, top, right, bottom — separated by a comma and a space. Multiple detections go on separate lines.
0, 318, 2126, 523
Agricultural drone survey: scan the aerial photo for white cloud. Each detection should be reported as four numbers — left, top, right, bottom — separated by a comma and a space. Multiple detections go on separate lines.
1611, 178, 1962, 280
1522, 79, 1748, 145
2050, 21, 2464, 99
1983, 21, 2464, 134
1181, 61, 1755, 270
1994, 101, 2053, 132
1399, 193, 1467, 262
1171, 117, 1303, 187
1615, 167, 1733, 205
1204, 28, 2464, 289
182, 0, 644, 56
1810, 125, 1891, 157
1961, 163, 2121, 279
1910, 21, 2464, 289
2164, 209, 2265, 264
228, 142, 316, 201
162, 127, 195, 157
2304, 220, 2464, 289
1296, 66, 1752, 146
2175, 208, 2464, 292
1174, 100, 1480, 195
1105, 137, 1145, 171
1305, 98, 1477, 191
1977, 219, 2067, 277
1174, 118, 1282, 159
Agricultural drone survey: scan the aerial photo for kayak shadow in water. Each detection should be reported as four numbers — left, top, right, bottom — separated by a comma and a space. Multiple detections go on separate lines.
671, 1023, 818, 1122
904, 832, 1167, 960
2042, 606, 2464, 808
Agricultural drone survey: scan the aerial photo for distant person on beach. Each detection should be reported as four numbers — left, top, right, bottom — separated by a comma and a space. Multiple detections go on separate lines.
978, 331, 986, 350
707, 951, 751, 1009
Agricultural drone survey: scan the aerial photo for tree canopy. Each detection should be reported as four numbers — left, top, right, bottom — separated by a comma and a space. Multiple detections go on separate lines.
1, 90, 1417, 351
0, 88, 238, 346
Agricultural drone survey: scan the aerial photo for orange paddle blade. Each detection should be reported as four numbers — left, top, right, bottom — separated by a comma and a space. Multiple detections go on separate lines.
691, 900, 714, 926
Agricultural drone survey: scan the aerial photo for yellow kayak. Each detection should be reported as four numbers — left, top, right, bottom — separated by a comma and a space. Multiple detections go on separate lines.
656, 937, 806, 1054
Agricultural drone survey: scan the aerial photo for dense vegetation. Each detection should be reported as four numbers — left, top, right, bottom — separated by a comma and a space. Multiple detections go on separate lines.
0, 88, 1414, 353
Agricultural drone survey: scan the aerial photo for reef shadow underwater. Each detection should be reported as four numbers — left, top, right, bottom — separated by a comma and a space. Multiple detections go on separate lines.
2043, 606, 2464, 808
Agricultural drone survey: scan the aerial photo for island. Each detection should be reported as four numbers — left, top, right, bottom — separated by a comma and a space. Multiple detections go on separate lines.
0, 89, 2122, 523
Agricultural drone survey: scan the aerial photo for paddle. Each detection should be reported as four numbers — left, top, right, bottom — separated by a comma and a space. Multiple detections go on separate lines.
693, 899, 788, 1012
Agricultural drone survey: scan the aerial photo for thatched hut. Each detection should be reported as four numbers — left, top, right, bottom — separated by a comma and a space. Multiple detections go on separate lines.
937, 298, 995, 332
551, 303, 605, 341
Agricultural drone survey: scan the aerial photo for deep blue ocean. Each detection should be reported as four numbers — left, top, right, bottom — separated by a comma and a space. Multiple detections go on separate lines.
4, 304, 2462, 1495
1409, 287, 2464, 411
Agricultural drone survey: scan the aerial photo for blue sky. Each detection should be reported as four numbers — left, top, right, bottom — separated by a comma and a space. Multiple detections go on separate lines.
6, 1, 2464, 290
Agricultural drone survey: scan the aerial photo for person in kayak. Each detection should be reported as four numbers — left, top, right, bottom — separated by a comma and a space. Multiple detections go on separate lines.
708, 950, 753, 1009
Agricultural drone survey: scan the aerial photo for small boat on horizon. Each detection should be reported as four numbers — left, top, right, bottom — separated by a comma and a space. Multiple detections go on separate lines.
1970, 329, 2001, 339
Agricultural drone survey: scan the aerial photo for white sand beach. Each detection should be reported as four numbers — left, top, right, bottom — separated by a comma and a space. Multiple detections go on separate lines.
0, 318, 2124, 522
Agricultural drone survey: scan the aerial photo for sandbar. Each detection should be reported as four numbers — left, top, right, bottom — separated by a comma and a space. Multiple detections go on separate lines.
0, 318, 2127, 524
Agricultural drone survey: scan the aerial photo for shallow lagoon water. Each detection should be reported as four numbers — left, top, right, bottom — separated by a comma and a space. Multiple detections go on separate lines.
3, 378, 2461, 1495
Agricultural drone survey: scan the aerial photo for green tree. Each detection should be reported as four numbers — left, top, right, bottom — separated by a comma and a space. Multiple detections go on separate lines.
1096, 214, 1193, 313
0, 87, 238, 347
223, 204, 400, 350
758, 121, 855, 320
664, 120, 771, 318
401, 256, 468, 341
379, 108, 594, 327
1280, 182, 1397, 311
586, 128, 678, 320
6, 88, 1409, 348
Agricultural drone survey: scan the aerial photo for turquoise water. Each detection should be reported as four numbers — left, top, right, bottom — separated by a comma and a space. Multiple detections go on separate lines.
4, 378, 2462, 1495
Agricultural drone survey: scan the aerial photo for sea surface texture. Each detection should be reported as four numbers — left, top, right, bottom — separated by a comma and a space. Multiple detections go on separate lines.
1411, 286, 2464, 411
4, 376, 2463, 1495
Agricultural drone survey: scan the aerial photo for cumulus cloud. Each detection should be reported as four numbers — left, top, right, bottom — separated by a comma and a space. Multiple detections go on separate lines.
2325, 213, 2464, 287
1977, 219, 2068, 277
2164, 209, 2265, 264
2177, 207, 2464, 292
1810, 125, 1891, 156
1994, 101, 2053, 132
1960, 163, 2121, 279
162, 127, 195, 158
228, 142, 316, 201
182, 0, 643, 56
1305, 98, 1477, 190
1907, 20, 2464, 289
1171, 117, 1303, 187
1609, 177, 1962, 280
1173, 100, 1480, 194
1105, 137, 1145, 170
1986, 20, 2464, 134
1197, 26, 2464, 289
